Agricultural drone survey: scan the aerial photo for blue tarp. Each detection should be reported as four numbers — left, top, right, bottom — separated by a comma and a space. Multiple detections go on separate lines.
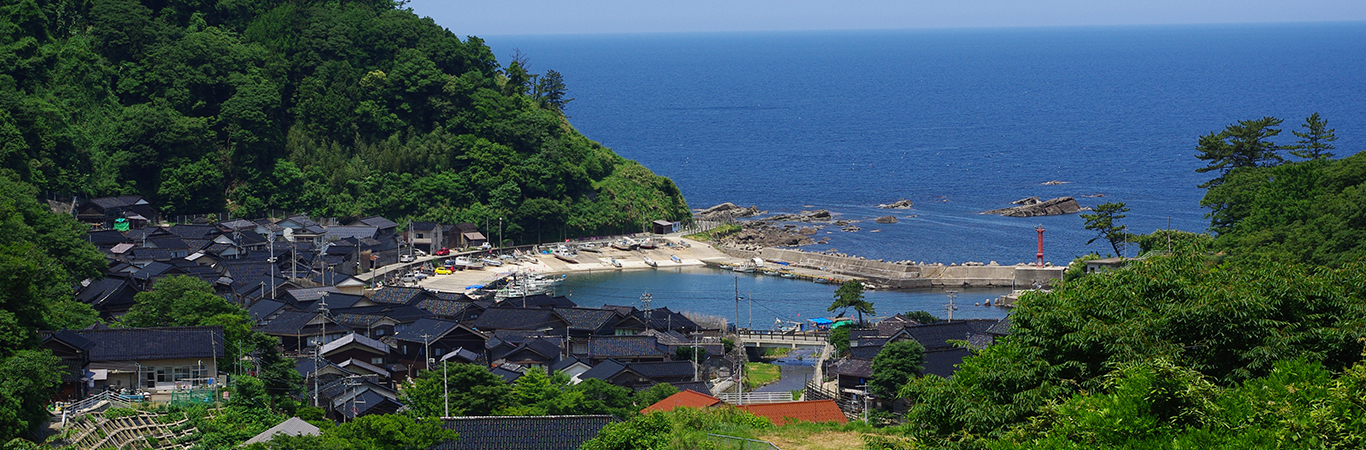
465, 284, 484, 289
809, 318, 833, 325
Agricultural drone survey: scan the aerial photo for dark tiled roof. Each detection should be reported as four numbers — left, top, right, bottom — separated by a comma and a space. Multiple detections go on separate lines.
633, 308, 698, 331
549, 356, 590, 372
897, 321, 977, 350
429, 291, 471, 302
87, 230, 131, 246
76, 326, 225, 361
578, 359, 627, 381
553, 308, 619, 332
492, 294, 576, 309
471, 308, 567, 332
219, 219, 256, 230
588, 336, 664, 359
490, 365, 525, 383
322, 226, 378, 241
41, 329, 95, 351
303, 293, 367, 311
416, 299, 470, 318
354, 216, 397, 229
985, 315, 1012, 336
433, 415, 620, 450
392, 318, 463, 343
831, 358, 872, 379
255, 310, 337, 335
961, 319, 1000, 335
849, 344, 883, 361
627, 361, 694, 379
330, 304, 428, 324
248, 300, 289, 323
146, 236, 190, 249
76, 277, 138, 307
283, 286, 342, 303
368, 286, 431, 305
89, 195, 146, 209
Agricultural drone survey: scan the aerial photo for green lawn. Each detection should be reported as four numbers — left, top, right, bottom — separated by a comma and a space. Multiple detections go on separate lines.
744, 362, 782, 390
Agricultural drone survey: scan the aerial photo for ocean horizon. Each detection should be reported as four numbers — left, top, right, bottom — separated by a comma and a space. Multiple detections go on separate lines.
486, 22, 1365, 265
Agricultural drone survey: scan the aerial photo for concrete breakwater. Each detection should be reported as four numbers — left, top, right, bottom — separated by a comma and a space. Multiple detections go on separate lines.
753, 248, 1065, 289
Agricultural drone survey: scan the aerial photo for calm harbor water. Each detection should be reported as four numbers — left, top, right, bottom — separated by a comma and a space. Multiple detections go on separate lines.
561, 266, 1011, 328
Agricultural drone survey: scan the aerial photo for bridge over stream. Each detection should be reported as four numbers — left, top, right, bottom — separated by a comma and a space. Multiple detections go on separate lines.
736, 329, 830, 349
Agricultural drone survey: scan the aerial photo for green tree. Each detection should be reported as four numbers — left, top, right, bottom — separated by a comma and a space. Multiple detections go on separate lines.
901, 311, 939, 325
0, 350, 62, 443
500, 368, 584, 416
120, 275, 241, 327
632, 383, 678, 409
829, 280, 874, 325
1194, 116, 1284, 189
1287, 112, 1337, 160
533, 69, 572, 112
828, 326, 851, 357
568, 379, 637, 418
399, 363, 510, 418
1080, 202, 1131, 257
869, 340, 925, 399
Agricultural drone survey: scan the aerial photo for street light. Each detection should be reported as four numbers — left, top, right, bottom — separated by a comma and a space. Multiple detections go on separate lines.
498, 217, 503, 249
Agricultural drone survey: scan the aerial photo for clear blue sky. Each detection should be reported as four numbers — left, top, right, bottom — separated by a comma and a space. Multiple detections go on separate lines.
405, 0, 1366, 36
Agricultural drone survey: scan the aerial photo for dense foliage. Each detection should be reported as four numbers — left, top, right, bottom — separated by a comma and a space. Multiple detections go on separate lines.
399, 363, 669, 419
0, 0, 688, 241
895, 253, 1366, 447
0, 174, 104, 442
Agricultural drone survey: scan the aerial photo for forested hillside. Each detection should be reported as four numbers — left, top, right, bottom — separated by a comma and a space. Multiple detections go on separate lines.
0, 0, 689, 240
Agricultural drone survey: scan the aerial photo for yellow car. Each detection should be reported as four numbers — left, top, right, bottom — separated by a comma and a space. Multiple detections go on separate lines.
434, 267, 452, 275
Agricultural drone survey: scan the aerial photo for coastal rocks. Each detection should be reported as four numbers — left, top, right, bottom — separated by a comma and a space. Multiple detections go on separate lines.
841, 225, 861, 232
982, 197, 1084, 217
765, 210, 833, 223
877, 199, 914, 209
798, 227, 818, 235
1041, 180, 1069, 185
695, 202, 763, 220
874, 216, 898, 224
717, 222, 815, 248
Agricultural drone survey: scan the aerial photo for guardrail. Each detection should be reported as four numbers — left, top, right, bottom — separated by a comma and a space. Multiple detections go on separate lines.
56, 391, 133, 418
716, 391, 796, 405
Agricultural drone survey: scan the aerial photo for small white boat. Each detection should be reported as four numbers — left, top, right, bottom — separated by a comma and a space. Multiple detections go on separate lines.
638, 238, 657, 249
610, 258, 622, 268
482, 257, 503, 267
670, 254, 681, 263
643, 256, 658, 267
732, 263, 755, 273
554, 250, 579, 264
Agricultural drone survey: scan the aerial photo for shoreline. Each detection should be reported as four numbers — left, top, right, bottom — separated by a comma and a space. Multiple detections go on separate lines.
410, 235, 1065, 298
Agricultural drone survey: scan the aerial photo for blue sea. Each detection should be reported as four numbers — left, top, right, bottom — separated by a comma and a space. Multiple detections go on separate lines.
476, 23, 1366, 324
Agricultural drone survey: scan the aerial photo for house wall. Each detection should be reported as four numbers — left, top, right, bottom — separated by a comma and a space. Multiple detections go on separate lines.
106, 358, 221, 392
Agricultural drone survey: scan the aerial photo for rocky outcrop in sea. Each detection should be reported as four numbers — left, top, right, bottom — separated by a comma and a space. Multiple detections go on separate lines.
982, 196, 1085, 217
695, 202, 764, 220
877, 199, 914, 209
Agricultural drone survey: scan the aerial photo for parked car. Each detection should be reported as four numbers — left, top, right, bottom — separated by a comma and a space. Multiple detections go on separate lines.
400, 254, 415, 263
435, 267, 452, 275
435, 248, 451, 256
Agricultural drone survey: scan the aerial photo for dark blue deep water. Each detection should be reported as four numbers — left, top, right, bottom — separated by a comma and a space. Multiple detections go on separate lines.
491, 23, 1366, 264
477, 23, 1366, 324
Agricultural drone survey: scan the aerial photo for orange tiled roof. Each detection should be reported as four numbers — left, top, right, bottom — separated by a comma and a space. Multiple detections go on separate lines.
735, 400, 849, 426
640, 389, 723, 414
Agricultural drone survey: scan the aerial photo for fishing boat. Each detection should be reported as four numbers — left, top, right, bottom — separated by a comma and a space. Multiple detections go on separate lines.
732, 263, 755, 273
609, 258, 622, 268
670, 254, 681, 263
638, 238, 657, 249
578, 243, 602, 253
643, 256, 658, 267
481, 257, 503, 267
454, 256, 483, 270
611, 238, 639, 250
780, 272, 796, 279
554, 250, 579, 264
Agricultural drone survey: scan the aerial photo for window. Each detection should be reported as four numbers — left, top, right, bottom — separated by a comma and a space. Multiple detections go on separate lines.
371, 357, 384, 365
374, 328, 386, 336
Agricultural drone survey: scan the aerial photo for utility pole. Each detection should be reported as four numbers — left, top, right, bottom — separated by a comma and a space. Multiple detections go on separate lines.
268, 232, 276, 299
314, 292, 329, 407
442, 360, 449, 418
420, 334, 433, 372
734, 273, 743, 402
944, 290, 957, 322
640, 291, 652, 330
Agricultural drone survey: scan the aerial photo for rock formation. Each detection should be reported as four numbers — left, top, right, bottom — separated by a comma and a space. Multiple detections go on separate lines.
877, 199, 914, 209
695, 202, 764, 220
982, 197, 1084, 217
874, 216, 898, 224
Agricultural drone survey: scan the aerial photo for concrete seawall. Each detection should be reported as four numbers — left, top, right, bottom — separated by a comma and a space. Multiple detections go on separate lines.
756, 248, 1065, 288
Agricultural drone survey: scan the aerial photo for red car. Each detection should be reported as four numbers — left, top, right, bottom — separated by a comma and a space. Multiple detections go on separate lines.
435, 247, 450, 256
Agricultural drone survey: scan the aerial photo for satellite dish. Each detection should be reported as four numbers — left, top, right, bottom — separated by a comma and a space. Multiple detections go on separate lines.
283, 227, 295, 242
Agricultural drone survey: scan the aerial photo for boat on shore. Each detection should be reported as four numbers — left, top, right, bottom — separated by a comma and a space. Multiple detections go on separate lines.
578, 243, 602, 253
670, 254, 681, 263
554, 250, 579, 264
454, 256, 483, 270
482, 257, 503, 267
609, 258, 622, 268
732, 263, 755, 273
611, 238, 639, 251
639, 238, 657, 249
643, 256, 658, 267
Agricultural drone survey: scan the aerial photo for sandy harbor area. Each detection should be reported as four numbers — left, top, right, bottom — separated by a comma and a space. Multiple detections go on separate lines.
412, 237, 735, 294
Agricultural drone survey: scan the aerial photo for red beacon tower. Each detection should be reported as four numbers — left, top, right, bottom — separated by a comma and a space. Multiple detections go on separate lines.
1035, 225, 1046, 267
